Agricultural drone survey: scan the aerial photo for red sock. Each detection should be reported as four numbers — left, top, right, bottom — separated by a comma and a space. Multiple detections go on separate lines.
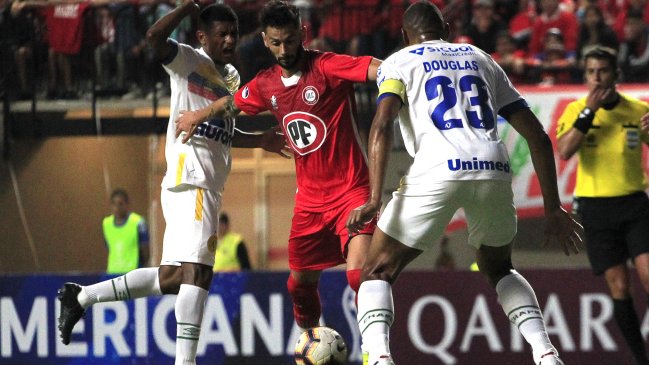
287, 275, 320, 328
346, 269, 361, 306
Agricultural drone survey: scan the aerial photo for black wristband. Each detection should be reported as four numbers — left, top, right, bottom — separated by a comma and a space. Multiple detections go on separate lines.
573, 107, 595, 134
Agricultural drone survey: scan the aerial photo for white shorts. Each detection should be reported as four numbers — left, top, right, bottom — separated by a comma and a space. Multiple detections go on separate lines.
160, 186, 221, 267
378, 180, 517, 250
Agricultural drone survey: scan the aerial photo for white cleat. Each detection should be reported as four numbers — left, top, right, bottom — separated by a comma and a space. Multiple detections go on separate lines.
537, 350, 564, 365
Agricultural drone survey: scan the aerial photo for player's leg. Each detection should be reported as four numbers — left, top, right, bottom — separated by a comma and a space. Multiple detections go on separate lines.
357, 184, 454, 365
338, 191, 376, 300
288, 269, 323, 331
57, 266, 166, 345
345, 233, 371, 299
477, 245, 562, 364
357, 228, 422, 365
166, 187, 219, 365
175, 262, 213, 365
287, 209, 344, 331
469, 180, 561, 364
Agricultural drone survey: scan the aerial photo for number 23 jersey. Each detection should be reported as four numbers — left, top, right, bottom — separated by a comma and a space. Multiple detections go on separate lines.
379, 40, 524, 186
234, 50, 373, 211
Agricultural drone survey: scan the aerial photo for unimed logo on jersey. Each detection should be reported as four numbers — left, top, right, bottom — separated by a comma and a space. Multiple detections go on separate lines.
282, 111, 327, 156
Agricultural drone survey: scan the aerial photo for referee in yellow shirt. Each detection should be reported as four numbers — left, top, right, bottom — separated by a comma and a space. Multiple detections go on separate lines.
557, 47, 649, 365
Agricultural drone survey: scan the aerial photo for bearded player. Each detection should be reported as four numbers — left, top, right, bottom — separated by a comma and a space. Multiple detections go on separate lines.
175, 0, 381, 334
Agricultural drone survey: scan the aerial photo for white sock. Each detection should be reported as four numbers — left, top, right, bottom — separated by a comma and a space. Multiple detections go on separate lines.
496, 271, 554, 362
78, 267, 162, 309
357, 280, 394, 362
175, 284, 208, 365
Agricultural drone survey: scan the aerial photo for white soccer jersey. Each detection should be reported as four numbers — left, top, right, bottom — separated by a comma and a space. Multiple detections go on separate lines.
378, 40, 524, 187
161, 40, 240, 192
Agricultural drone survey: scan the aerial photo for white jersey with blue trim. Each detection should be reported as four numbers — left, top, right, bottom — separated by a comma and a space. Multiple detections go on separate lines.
161, 41, 240, 192
378, 40, 524, 186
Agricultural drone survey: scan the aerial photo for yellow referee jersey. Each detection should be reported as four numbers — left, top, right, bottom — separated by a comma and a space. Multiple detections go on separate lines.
556, 93, 649, 198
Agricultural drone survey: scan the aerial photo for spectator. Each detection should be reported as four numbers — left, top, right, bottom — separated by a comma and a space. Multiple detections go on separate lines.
465, 0, 507, 54
557, 46, 649, 365
508, 0, 536, 50
528, 0, 578, 57
530, 27, 576, 85
491, 30, 526, 83
235, 27, 276, 85
618, 8, 649, 82
213, 212, 251, 272
576, 4, 619, 67
93, 5, 116, 93
613, 0, 649, 41
313, 0, 384, 57
102, 188, 149, 274
44, 1, 92, 99
5, 0, 44, 100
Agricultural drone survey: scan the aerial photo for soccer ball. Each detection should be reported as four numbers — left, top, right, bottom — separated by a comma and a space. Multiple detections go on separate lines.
294, 326, 348, 365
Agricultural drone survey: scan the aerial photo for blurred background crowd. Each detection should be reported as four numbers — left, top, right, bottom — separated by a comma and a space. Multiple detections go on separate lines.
1, 0, 648, 102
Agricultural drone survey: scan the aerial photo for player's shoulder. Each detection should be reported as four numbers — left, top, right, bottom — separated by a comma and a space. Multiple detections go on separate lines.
619, 92, 649, 108
249, 64, 279, 83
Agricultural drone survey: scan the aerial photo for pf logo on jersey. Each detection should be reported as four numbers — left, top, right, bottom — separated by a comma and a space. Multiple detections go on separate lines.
283, 111, 327, 156
302, 86, 319, 105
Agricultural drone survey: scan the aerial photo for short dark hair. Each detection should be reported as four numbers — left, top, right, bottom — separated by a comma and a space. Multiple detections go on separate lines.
110, 188, 129, 202
403, 1, 445, 38
219, 212, 230, 225
584, 46, 618, 70
199, 4, 238, 31
259, 0, 300, 30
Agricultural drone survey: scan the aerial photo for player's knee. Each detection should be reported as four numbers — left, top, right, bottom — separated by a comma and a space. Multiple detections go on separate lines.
361, 265, 398, 284
158, 268, 182, 294
287, 275, 319, 301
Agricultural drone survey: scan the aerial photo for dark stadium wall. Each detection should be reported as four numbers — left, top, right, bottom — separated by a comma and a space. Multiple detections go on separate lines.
0, 136, 150, 273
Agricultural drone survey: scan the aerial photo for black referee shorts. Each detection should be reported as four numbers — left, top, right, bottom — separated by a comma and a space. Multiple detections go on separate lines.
574, 191, 649, 275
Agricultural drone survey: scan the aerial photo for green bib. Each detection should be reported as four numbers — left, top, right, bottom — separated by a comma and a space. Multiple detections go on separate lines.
213, 232, 243, 272
103, 213, 143, 274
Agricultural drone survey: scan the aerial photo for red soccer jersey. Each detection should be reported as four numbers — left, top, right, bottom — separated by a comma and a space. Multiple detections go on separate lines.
234, 50, 373, 212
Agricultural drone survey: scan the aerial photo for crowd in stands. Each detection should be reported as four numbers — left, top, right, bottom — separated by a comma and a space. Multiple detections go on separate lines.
1, 0, 649, 101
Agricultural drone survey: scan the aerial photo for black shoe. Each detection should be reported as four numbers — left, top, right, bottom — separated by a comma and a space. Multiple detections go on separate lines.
57, 283, 85, 345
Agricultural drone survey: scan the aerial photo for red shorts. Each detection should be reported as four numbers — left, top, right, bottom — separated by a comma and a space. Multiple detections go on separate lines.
288, 192, 377, 271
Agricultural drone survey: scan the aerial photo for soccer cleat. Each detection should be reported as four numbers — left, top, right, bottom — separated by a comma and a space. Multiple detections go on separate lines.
57, 283, 85, 345
537, 350, 564, 365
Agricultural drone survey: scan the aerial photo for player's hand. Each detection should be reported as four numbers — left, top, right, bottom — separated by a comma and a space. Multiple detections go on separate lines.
641, 112, 649, 134
175, 110, 203, 143
346, 201, 380, 234
543, 206, 583, 256
261, 126, 292, 159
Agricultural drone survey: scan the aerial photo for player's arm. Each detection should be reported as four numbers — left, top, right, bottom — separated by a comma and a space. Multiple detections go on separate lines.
346, 84, 402, 232
366, 58, 382, 81
232, 127, 292, 158
506, 106, 582, 255
146, 0, 198, 61
175, 96, 240, 143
